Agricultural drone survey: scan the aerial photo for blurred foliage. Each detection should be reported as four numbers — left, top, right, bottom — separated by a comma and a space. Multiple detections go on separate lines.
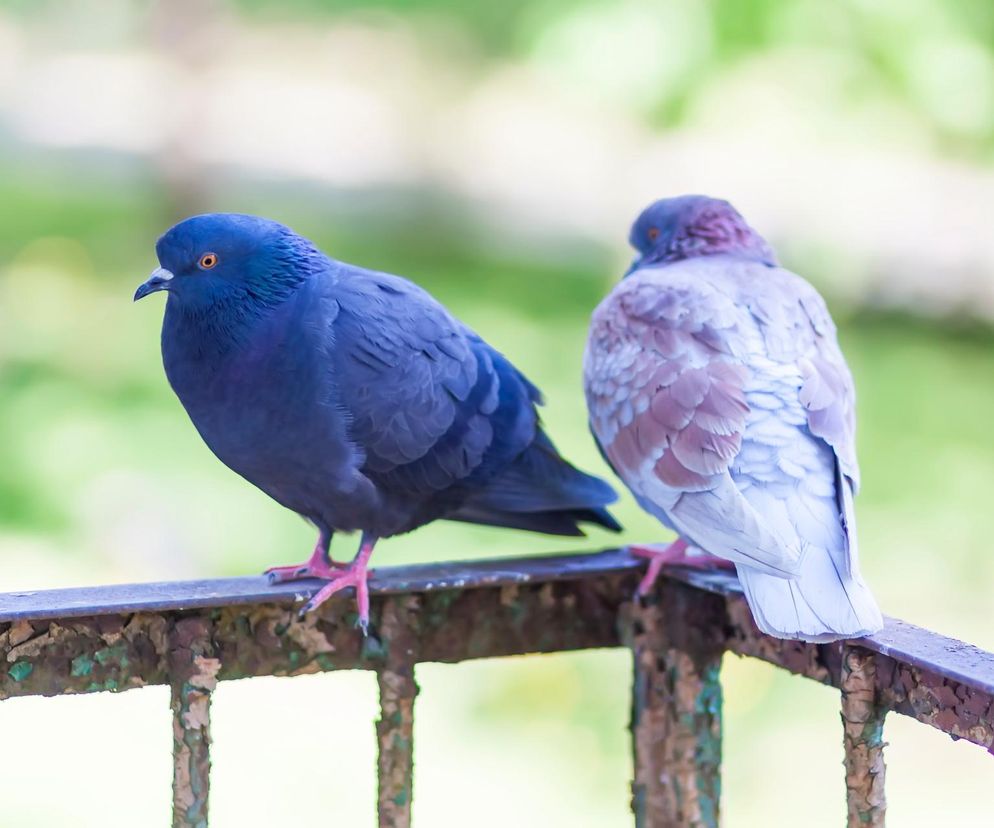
3, 0, 993, 157
244, 0, 994, 156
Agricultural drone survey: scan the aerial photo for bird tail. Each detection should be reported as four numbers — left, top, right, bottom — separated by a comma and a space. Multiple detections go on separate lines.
450, 431, 622, 536
735, 542, 883, 642
449, 503, 619, 536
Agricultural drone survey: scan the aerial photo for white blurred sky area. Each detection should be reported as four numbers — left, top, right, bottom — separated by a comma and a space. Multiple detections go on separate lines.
0, 1, 991, 316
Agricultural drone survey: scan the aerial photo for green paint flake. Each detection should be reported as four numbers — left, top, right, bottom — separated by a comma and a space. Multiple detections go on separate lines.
392, 789, 409, 807
686, 661, 722, 828
424, 590, 460, 622
71, 654, 95, 677
86, 678, 120, 692
94, 644, 129, 669
696, 663, 722, 716
861, 717, 885, 745
362, 634, 386, 661
697, 790, 720, 828
9, 661, 33, 682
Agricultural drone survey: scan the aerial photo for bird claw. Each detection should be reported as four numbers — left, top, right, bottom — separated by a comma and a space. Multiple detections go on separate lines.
629, 540, 736, 598
276, 537, 375, 634
265, 536, 343, 585
266, 561, 340, 584
297, 596, 323, 619
263, 566, 307, 584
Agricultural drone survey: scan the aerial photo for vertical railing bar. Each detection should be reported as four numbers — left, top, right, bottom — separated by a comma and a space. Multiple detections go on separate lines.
169, 617, 219, 828
624, 581, 726, 828
841, 645, 887, 827
376, 596, 420, 828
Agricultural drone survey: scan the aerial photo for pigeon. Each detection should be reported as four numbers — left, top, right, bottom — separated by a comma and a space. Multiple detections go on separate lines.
135, 213, 620, 632
584, 195, 883, 642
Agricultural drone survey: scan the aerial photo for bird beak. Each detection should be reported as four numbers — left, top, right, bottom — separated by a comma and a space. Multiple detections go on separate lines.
134, 267, 174, 301
623, 255, 642, 278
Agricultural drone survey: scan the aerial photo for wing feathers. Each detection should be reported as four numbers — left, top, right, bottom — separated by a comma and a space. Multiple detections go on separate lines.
585, 271, 800, 575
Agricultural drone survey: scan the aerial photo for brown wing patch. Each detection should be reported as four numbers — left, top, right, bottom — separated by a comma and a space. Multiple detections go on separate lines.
586, 278, 749, 495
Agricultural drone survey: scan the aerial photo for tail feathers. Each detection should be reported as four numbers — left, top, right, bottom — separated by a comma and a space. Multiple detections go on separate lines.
736, 543, 883, 642
571, 505, 623, 532
449, 503, 621, 536
451, 431, 622, 535
472, 430, 619, 513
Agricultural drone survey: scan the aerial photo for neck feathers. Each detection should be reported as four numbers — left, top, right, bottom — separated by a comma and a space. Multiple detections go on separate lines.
165, 233, 324, 360
666, 202, 776, 266
247, 230, 322, 308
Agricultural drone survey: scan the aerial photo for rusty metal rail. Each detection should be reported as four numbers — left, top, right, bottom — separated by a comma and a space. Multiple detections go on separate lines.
2, 549, 992, 827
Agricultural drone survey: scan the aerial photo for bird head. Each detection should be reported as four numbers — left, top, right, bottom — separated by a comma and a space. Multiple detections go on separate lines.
134, 213, 321, 311
625, 195, 777, 276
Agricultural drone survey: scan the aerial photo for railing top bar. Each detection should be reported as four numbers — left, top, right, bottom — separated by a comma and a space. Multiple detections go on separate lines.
860, 617, 994, 696
0, 548, 644, 623
3, 547, 992, 697
660, 566, 994, 697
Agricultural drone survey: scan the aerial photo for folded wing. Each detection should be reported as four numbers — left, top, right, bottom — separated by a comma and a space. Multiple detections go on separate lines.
730, 267, 881, 639
330, 269, 535, 497
584, 270, 801, 577
330, 266, 619, 536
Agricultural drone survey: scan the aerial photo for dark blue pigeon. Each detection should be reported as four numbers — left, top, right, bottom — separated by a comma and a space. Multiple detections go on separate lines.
135, 213, 620, 631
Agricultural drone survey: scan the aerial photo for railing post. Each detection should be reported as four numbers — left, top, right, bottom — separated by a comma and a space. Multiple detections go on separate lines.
376, 596, 420, 828
169, 617, 219, 828
841, 646, 886, 827
623, 580, 727, 828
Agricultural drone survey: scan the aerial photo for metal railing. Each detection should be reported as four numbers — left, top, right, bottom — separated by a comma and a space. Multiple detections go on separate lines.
1, 549, 992, 827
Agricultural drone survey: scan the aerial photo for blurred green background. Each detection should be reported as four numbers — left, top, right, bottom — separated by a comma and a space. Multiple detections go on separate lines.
1, 0, 993, 825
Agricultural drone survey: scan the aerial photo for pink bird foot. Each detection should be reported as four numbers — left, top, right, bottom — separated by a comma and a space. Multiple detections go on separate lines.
629, 539, 736, 596
298, 537, 377, 634
265, 534, 344, 583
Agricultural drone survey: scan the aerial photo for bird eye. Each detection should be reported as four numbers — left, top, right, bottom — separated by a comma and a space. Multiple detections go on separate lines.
647, 227, 660, 243
198, 252, 218, 270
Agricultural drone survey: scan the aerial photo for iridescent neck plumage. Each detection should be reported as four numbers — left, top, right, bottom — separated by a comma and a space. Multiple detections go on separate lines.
645, 200, 777, 267
164, 232, 325, 358
243, 229, 325, 308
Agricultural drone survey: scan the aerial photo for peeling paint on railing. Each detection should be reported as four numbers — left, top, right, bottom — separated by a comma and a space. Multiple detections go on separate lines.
2, 549, 993, 828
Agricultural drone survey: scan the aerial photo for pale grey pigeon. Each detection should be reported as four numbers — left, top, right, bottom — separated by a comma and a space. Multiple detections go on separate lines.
584, 195, 883, 642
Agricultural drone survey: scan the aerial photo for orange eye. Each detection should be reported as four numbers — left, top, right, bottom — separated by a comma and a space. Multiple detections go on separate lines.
647, 227, 660, 242
198, 252, 218, 269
